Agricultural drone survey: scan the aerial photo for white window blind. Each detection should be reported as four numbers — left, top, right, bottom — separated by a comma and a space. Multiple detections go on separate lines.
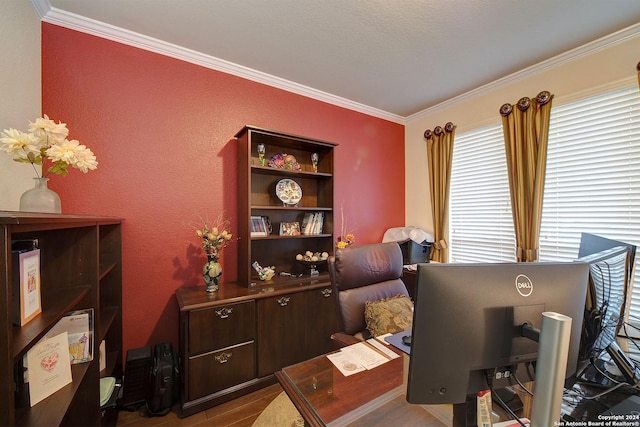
449, 85, 640, 327
449, 125, 515, 262
539, 86, 640, 327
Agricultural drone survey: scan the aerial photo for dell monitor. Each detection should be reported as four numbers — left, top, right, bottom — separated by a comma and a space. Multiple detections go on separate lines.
406, 261, 589, 405
574, 243, 638, 385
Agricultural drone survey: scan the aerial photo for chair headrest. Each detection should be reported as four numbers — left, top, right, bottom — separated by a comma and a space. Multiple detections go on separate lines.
331, 242, 403, 291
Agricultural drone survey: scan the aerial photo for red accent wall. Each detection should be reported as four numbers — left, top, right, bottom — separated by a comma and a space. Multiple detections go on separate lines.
42, 23, 405, 352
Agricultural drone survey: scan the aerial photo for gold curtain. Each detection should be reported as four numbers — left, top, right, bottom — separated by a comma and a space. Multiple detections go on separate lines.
500, 91, 553, 262
425, 122, 456, 263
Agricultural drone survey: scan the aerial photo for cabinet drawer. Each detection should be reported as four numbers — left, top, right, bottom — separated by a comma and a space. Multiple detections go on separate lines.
189, 301, 255, 354
187, 342, 255, 400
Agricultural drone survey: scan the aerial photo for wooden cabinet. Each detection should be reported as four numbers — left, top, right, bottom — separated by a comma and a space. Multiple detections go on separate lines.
176, 281, 339, 418
304, 285, 340, 357
236, 125, 336, 287
176, 126, 341, 417
256, 292, 307, 376
0, 212, 122, 427
185, 300, 256, 402
256, 284, 339, 376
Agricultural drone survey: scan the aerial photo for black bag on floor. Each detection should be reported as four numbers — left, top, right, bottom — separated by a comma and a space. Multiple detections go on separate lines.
146, 342, 180, 416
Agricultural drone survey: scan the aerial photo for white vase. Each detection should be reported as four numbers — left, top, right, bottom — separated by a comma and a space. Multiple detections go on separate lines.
20, 177, 61, 213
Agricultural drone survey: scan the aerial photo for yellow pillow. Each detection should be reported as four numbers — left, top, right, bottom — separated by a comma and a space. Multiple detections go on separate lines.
364, 294, 413, 337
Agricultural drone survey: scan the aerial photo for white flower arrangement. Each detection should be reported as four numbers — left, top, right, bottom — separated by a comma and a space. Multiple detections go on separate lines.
0, 115, 98, 177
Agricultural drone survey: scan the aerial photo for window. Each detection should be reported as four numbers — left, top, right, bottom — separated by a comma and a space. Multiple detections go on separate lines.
449, 125, 514, 262
450, 85, 640, 326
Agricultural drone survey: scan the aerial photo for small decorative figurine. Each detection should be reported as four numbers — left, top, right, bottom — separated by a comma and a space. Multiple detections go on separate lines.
311, 152, 319, 172
252, 261, 275, 281
257, 143, 266, 166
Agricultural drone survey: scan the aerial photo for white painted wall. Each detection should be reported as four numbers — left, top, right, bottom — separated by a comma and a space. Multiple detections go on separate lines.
0, 1, 41, 211
405, 26, 640, 235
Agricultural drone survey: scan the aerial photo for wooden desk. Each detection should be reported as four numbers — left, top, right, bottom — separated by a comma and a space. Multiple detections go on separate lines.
276, 344, 640, 426
275, 348, 449, 426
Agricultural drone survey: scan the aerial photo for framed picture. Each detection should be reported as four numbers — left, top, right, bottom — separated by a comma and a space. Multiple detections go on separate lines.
13, 249, 42, 326
280, 222, 301, 236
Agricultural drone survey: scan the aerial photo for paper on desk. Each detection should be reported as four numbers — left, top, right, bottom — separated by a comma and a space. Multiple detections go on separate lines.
326, 351, 367, 376
327, 342, 391, 376
367, 338, 400, 359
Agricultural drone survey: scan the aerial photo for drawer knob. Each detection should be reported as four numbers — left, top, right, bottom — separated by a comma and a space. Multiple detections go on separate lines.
215, 307, 233, 319
214, 352, 232, 364
321, 288, 332, 298
276, 296, 290, 307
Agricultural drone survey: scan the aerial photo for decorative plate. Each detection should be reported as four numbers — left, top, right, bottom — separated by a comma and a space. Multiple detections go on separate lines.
275, 178, 302, 205
269, 153, 301, 171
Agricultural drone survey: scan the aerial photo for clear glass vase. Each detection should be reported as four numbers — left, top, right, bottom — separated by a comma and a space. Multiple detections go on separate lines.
20, 177, 61, 213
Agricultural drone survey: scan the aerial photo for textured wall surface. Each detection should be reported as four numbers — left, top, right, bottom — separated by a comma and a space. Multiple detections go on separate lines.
42, 23, 405, 351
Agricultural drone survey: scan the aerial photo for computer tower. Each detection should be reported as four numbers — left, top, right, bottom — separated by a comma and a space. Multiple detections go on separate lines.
119, 346, 152, 409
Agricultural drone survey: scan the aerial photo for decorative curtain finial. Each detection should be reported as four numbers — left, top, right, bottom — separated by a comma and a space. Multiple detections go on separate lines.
637, 61, 640, 72
434, 126, 443, 136
517, 97, 531, 112
444, 122, 455, 132
536, 91, 552, 106
423, 129, 432, 140
500, 103, 512, 117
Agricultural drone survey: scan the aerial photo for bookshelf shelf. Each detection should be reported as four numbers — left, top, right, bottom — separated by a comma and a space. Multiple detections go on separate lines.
1, 212, 123, 426
237, 125, 336, 286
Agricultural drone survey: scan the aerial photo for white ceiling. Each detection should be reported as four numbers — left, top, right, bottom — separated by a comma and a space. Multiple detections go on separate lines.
35, 0, 640, 120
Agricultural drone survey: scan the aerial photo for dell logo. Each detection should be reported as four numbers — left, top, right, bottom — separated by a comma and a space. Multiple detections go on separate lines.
515, 274, 533, 297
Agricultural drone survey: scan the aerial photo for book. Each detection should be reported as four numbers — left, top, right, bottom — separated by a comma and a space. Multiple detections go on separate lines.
250, 216, 268, 237
12, 247, 42, 326
301, 212, 324, 235
313, 212, 324, 234
27, 331, 73, 407
301, 213, 314, 235
46, 308, 94, 364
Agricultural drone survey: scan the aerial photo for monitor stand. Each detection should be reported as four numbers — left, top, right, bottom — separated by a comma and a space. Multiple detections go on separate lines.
452, 390, 523, 427
577, 342, 638, 388
605, 341, 638, 385
452, 395, 477, 427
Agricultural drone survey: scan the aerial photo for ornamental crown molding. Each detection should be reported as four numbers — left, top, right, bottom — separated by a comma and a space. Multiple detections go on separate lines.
407, 22, 640, 123
31, 0, 639, 125
29, 0, 405, 125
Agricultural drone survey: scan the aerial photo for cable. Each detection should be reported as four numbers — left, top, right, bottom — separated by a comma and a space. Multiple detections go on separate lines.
513, 371, 533, 397
574, 381, 627, 400
486, 369, 527, 427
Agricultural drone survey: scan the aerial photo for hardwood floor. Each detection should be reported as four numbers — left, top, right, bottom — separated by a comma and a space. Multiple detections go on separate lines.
116, 383, 283, 427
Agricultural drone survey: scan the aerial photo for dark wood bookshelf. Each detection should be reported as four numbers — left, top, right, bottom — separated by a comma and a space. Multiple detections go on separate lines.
0, 212, 123, 426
